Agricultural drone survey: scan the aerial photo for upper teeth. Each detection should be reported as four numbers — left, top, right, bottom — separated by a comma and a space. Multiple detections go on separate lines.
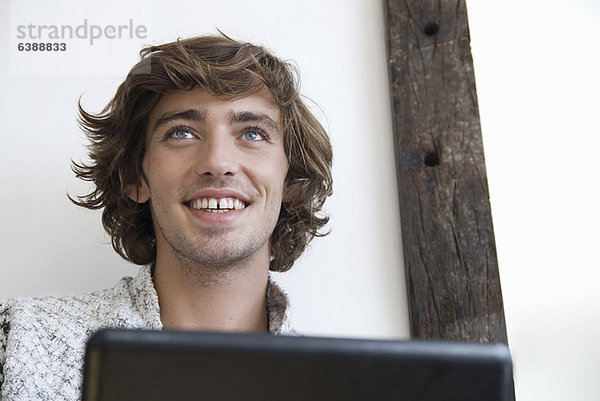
190, 197, 246, 212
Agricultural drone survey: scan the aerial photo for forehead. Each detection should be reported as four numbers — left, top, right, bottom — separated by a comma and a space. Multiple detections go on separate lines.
147, 87, 280, 128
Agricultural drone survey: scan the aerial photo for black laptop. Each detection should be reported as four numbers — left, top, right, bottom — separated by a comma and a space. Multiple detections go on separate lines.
82, 328, 513, 401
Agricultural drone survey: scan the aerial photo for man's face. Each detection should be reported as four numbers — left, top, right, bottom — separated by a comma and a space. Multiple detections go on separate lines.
133, 87, 288, 270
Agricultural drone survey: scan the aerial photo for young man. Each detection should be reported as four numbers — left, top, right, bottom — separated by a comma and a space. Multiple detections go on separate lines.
0, 34, 332, 400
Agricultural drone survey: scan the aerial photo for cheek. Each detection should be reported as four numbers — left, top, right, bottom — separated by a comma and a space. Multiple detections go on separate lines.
278, 159, 290, 198
266, 157, 289, 200
144, 153, 185, 196
245, 149, 287, 187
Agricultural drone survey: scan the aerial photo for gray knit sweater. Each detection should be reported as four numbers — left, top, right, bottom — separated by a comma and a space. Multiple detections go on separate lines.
0, 266, 291, 401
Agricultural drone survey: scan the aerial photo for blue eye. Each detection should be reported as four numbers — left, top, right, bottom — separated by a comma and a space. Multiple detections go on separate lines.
244, 130, 264, 141
171, 128, 194, 139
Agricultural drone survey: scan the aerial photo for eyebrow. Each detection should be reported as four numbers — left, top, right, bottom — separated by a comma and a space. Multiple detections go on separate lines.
150, 108, 280, 134
151, 109, 207, 133
229, 111, 279, 133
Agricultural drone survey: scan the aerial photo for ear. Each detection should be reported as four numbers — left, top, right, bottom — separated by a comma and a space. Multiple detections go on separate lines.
125, 177, 150, 203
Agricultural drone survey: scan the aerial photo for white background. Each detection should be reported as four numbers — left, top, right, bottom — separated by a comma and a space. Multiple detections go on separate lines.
1, 1, 599, 400
469, 1, 600, 400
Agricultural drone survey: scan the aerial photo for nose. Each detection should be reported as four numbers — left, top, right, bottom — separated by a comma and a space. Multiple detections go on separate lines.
195, 131, 238, 177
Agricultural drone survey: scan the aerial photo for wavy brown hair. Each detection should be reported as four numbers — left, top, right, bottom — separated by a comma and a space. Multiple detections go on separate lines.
71, 34, 332, 272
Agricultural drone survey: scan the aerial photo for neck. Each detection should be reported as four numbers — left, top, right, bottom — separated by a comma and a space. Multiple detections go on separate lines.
153, 248, 270, 333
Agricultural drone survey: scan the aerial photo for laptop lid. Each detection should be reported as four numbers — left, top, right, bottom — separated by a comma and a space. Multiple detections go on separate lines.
82, 328, 513, 401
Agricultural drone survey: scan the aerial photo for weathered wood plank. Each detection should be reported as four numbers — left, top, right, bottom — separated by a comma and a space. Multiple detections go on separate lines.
385, 0, 508, 344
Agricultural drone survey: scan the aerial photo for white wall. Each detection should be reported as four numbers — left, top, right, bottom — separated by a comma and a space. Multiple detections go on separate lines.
468, 1, 600, 400
2, 1, 599, 400
0, 0, 409, 340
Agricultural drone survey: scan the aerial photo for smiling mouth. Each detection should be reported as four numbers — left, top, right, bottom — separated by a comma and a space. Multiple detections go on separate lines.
187, 197, 247, 213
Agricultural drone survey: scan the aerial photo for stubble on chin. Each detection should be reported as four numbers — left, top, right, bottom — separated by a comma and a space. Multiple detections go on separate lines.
160, 222, 270, 285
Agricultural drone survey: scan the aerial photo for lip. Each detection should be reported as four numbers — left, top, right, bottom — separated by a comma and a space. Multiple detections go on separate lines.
186, 204, 246, 224
183, 188, 250, 225
183, 188, 251, 203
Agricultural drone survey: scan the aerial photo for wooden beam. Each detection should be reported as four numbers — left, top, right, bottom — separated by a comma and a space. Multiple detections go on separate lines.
385, 0, 508, 344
